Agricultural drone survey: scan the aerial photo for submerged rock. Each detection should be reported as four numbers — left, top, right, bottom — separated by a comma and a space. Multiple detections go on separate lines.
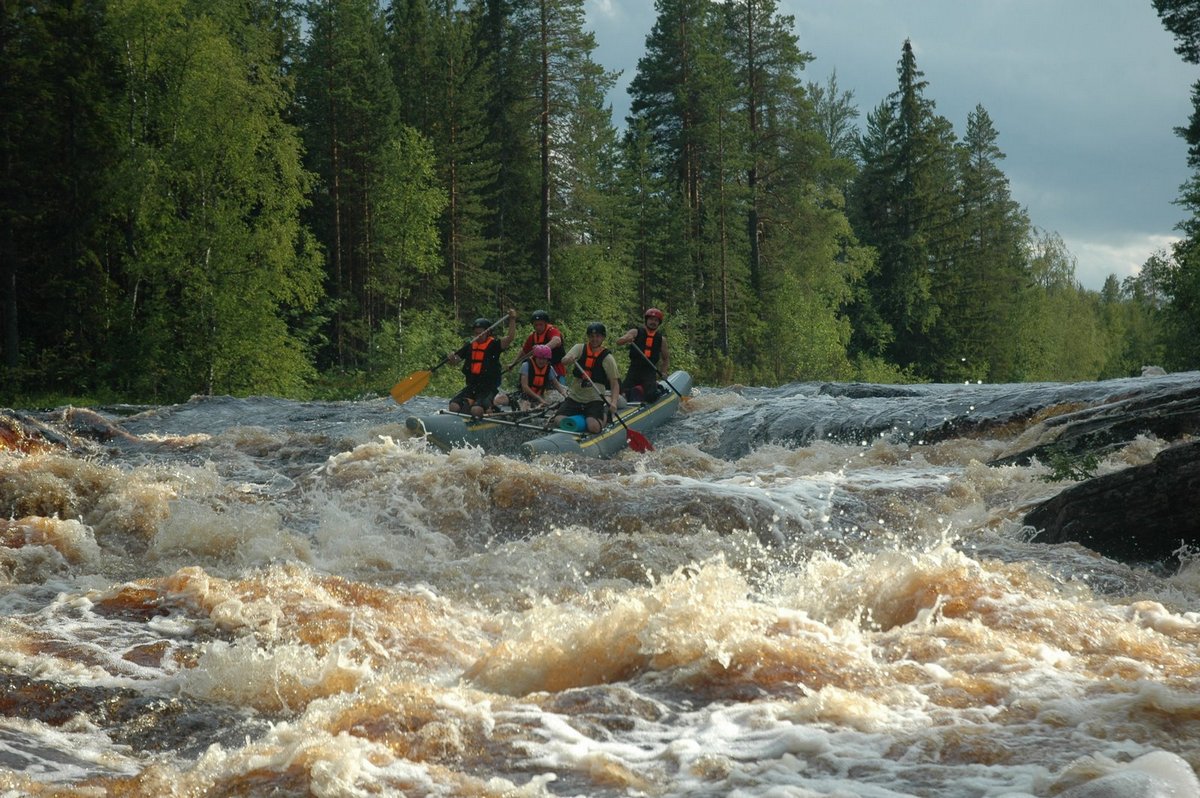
1023, 440, 1200, 565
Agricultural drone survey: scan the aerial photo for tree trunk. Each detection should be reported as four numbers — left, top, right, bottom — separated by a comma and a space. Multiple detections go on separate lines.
539, 0, 552, 305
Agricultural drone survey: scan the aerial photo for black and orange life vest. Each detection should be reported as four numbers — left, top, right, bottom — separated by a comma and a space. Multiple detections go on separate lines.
528, 361, 552, 395
579, 344, 610, 386
462, 336, 501, 384
630, 326, 662, 367
531, 326, 565, 365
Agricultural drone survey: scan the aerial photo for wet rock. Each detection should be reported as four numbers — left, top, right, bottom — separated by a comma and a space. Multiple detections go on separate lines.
1023, 440, 1200, 565
991, 382, 1200, 467
0, 410, 75, 452
55, 407, 140, 443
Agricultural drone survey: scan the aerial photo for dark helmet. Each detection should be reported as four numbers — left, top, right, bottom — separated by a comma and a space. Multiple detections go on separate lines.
644, 307, 664, 321
472, 317, 491, 329
586, 322, 606, 336
531, 309, 550, 322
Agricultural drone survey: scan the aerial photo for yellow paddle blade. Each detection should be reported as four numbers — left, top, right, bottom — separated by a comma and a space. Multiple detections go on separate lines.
390, 369, 433, 405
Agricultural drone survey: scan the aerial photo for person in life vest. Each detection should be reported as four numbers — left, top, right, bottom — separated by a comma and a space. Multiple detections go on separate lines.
446, 309, 517, 417
552, 322, 621, 434
508, 309, 567, 381
614, 307, 670, 403
517, 344, 568, 410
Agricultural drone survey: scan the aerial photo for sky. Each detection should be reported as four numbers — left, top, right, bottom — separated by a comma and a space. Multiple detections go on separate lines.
583, 0, 1198, 290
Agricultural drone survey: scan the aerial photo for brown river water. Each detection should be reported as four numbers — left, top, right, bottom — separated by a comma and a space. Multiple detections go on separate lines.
0, 373, 1198, 797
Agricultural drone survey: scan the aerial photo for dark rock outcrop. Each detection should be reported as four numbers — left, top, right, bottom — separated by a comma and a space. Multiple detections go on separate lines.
991, 383, 1200, 467
1023, 440, 1200, 565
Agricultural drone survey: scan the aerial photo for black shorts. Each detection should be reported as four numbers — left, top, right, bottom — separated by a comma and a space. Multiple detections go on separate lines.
622, 367, 660, 402
560, 396, 607, 421
452, 385, 499, 412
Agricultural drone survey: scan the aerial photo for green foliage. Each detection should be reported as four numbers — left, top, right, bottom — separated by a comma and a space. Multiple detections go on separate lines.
851, 355, 918, 384
372, 307, 467, 397
371, 128, 448, 307
295, 0, 401, 370
554, 243, 637, 329
5, 0, 1193, 402
102, 0, 323, 401
1038, 444, 1100, 483
930, 105, 1031, 383
0, 0, 122, 394
849, 40, 959, 374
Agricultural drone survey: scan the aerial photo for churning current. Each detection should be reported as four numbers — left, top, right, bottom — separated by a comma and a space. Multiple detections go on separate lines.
0, 372, 1198, 797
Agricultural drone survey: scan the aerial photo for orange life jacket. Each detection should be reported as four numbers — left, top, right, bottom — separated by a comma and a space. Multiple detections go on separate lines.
529, 361, 551, 395
467, 336, 493, 376
580, 344, 609, 386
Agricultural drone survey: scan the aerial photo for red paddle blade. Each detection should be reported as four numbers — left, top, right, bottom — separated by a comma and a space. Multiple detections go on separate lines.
627, 429, 654, 453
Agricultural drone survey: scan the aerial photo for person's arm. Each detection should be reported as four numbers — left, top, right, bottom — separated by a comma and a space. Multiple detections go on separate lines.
605, 356, 620, 412
519, 365, 538, 401
560, 343, 581, 368
507, 347, 531, 372
499, 308, 518, 349
507, 338, 531, 370
613, 327, 638, 347
447, 343, 466, 365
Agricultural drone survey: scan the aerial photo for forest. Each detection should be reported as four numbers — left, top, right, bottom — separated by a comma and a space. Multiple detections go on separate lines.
2, 0, 1199, 405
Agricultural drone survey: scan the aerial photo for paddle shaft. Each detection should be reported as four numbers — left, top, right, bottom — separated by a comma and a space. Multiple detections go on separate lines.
440, 409, 585, 437
572, 360, 651, 451
390, 314, 511, 404
629, 344, 684, 401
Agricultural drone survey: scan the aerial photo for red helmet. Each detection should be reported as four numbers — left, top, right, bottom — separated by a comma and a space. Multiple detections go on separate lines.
644, 307, 664, 321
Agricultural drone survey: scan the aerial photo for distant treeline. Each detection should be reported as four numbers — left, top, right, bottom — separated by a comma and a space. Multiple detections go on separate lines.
1, 0, 1197, 404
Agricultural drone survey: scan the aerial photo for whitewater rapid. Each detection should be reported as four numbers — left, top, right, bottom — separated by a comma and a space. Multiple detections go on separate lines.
0, 373, 1197, 796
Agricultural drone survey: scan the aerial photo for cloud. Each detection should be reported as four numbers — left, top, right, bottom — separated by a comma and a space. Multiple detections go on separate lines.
1065, 233, 1179, 289
586, 0, 619, 22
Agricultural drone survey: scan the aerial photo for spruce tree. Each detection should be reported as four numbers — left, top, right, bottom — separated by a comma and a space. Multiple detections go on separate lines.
0, 0, 120, 395
296, 0, 401, 370
1152, 0, 1200, 369
937, 104, 1030, 382
849, 40, 958, 376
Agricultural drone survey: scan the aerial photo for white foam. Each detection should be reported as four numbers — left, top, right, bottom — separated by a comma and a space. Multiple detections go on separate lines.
1058, 751, 1200, 798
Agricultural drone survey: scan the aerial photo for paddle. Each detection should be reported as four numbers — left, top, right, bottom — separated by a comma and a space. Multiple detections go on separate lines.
572, 361, 653, 453
440, 410, 586, 437
629, 345, 686, 403
390, 316, 509, 405
504, 349, 532, 374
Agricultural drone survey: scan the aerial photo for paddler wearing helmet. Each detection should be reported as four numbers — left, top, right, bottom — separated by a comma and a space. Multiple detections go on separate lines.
446, 309, 518, 418
614, 307, 670, 403
509, 309, 567, 381
553, 322, 621, 434
518, 343, 569, 410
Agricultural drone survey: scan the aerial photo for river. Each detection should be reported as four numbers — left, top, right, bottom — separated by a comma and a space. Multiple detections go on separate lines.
0, 372, 1198, 797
